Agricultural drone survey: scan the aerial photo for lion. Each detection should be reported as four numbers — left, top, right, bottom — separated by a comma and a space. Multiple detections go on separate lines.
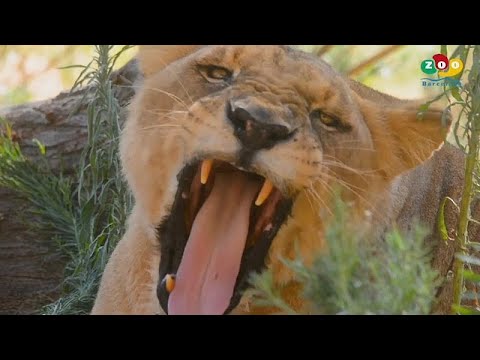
92, 45, 480, 315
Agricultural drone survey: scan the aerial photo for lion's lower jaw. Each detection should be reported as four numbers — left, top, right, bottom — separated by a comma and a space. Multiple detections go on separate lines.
93, 186, 384, 315
95, 183, 378, 316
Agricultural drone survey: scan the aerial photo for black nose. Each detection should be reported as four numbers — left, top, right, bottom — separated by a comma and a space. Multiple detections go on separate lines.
226, 102, 293, 151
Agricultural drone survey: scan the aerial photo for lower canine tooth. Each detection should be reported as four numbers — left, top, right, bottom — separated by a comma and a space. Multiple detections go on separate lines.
163, 274, 176, 293
255, 179, 274, 206
200, 159, 213, 185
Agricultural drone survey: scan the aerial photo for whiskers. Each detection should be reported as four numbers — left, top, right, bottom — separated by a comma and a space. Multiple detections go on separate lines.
322, 155, 379, 178
138, 109, 190, 136
121, 83, 192, 110
305, 182, 334, 217
299, 154, 387, 220
140, 123, 186, 131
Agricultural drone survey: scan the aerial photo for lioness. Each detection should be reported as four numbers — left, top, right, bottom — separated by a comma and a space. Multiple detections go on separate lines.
92, 45, 480, 315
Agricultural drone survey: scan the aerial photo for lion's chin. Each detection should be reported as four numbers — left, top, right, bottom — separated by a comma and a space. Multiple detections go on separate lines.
156, 159, 293, 315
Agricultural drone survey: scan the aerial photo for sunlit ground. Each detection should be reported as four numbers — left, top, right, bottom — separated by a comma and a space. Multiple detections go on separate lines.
0, 45, 453, 108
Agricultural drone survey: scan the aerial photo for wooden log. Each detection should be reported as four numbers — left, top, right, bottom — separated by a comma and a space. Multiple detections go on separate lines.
0, 59, 140, 314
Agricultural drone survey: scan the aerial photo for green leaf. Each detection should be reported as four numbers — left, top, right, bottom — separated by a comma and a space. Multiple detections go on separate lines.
441, 45, 448, 57
32, 139, 46, 156
450, 87, 463, 102
451, 304, 480, 315
5, 122, 12, 139
463, 269, 480, 283
437, 197, 450, 242
57, 65, 87, 70
418, 92, 447, 120
418, 103, 429, 113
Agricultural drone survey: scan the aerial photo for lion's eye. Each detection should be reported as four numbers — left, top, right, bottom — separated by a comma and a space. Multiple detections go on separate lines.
198, 65, 233, 83
310, 109, 349, 132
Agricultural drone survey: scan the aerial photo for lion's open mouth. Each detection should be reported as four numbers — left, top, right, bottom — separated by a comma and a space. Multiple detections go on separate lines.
156, 159, 293, 315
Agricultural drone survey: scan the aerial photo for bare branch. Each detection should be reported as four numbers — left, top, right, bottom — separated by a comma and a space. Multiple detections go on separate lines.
315, 45, 335, 58
347, 45, 405, 77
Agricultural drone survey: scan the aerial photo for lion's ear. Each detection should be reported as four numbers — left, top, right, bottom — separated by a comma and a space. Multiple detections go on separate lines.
384, 103, 450, 169
350, 81, 451, 179
137, 45, 203, 77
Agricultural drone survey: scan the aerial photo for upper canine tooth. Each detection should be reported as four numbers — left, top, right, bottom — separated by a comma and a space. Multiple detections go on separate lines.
255, 179, 274, 206
200, 159, 213, 185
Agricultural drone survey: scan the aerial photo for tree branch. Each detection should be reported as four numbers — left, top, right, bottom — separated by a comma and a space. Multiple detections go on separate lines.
347, 45, 405, 77
315, 45, 335, 58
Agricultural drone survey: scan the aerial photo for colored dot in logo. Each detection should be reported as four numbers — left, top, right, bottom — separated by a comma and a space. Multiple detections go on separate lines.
432, 54, 449, 71
439, 58, 464, 78
421, 59, 437, 75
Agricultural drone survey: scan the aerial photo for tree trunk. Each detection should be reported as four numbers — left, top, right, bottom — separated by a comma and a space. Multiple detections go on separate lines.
0, 60, 140, 314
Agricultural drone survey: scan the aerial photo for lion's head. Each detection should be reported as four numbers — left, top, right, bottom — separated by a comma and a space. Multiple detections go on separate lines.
122, 45, 449, 314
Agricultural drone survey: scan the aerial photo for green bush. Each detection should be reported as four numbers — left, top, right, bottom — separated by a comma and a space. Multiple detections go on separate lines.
250, 196, 440, 315
0, 46, 133, 314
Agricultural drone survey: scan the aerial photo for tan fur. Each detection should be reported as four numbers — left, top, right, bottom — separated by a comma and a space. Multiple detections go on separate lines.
92, 46, 479, 315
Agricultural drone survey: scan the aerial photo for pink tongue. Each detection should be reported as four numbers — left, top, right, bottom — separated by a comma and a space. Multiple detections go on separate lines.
168, 172, 259, 315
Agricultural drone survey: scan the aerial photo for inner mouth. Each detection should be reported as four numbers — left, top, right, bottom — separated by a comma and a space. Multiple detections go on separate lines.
156, 159, 293, 315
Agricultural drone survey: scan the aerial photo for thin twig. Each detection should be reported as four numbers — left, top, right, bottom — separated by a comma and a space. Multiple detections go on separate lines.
347, 45, 405, 77
315, 45, 335, 58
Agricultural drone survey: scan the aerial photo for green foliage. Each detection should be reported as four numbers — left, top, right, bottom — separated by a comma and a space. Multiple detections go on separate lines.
0, 120, 75, 239
0, 46, 133, 314
439, 46, 480, 314
43, 45, 134, 315
420, 45, 480, 314
250, 196, 440, 315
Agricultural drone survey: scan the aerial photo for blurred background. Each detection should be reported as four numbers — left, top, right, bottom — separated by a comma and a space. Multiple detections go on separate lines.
0, 45, 456, 108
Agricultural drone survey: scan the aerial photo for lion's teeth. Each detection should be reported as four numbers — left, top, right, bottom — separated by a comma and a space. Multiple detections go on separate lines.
200, 159, 213, 185
164, 274, 176, 294
255, 179, 274, 206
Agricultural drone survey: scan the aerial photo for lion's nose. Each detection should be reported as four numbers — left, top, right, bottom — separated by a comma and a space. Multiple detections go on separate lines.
226, 101, 293, 151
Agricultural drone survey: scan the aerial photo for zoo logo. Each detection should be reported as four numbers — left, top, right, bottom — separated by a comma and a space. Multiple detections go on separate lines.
421, 54, 463, 87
